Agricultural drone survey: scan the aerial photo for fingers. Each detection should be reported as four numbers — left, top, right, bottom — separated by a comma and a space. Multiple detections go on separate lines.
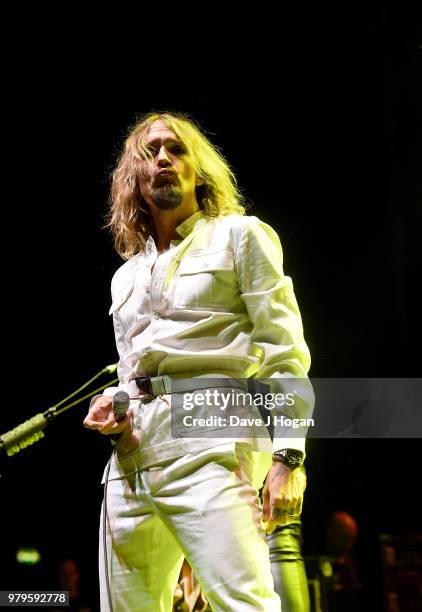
270, 506, 298, 522
262, 519, 278, 535
83, 417, 103, 430
264, 497, 295, 524
291, 467, 307, 495
83, 408, 133, 435
262, 464, 306, 529
262, 510, 297, 535
265, 489, 303, 523
267, 507, 300, 530
262, 483, 271, 522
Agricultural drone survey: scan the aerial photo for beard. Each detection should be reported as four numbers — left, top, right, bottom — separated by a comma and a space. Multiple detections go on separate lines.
150, 183, 183, 210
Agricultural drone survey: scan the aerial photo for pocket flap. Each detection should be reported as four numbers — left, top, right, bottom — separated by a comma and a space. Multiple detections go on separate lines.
178, 249, 233, 276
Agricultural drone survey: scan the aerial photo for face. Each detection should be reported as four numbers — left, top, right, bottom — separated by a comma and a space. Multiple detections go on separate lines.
138, 119, 202, 211
330, 527, 357, 553
327, 517, 358, 554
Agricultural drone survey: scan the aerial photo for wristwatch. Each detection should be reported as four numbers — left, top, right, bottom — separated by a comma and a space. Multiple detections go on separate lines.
272, 449, 304, 469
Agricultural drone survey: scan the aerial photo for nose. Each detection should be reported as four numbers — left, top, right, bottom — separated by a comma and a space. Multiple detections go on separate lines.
157, 145, 172, 167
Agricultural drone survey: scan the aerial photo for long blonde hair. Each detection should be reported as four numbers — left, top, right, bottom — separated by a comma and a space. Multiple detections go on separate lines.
106, 111, 246, 259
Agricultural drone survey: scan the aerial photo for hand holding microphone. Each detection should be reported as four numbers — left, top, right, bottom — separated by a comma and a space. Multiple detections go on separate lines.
83, 389, 132, 436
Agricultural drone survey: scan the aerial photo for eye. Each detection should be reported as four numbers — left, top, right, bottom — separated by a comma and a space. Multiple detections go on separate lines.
169, 143, 186, 155
145, 145, 159, 157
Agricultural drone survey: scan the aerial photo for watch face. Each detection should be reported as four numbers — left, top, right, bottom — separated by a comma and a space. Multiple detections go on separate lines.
287, 450, 303, 461
273, 449, 304, 467
282, 450, 304, 466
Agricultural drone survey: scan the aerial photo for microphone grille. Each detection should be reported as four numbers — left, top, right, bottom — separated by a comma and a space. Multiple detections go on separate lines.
112, 391, 130, 419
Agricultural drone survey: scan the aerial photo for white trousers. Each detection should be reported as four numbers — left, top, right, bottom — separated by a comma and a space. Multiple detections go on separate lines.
99, 441, 281, 611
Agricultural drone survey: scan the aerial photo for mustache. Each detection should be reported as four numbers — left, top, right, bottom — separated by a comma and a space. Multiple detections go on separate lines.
154, 172, 178, 186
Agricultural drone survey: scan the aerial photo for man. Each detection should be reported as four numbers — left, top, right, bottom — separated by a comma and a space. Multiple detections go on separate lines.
52, 559, 93, 612
83, 112, 314, 611
326, 511, 362, 596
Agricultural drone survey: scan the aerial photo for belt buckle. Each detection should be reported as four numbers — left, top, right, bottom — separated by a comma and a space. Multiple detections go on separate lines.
247, 378, 270, 396
135, 376, 153, 396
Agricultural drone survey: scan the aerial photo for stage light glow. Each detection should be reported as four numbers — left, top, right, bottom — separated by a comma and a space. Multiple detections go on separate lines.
16, 547, 41, 565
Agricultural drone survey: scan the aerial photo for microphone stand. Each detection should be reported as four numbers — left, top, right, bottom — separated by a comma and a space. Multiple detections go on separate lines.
0, 364, 118, 457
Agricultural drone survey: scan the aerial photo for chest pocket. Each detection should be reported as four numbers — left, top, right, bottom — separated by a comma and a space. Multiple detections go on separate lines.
173, 248, 237, 310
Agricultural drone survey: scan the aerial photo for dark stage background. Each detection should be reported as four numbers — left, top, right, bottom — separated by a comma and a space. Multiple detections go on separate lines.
1, 7, 420, 611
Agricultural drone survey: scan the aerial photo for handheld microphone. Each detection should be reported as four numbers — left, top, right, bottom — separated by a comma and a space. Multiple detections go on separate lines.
112, 391, 131, 422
